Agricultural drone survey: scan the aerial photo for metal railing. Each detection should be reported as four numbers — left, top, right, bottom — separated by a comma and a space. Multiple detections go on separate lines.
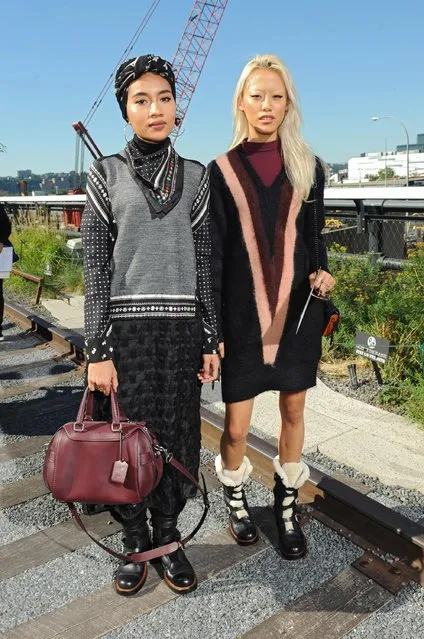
2, 189, 424, 261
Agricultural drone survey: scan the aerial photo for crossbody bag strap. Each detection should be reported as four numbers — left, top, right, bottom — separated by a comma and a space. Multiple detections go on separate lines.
67, 503, 181, 563
67, 454, 210, 563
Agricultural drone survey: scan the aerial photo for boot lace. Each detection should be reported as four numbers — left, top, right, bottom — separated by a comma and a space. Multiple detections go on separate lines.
226, 483, 248, 519
280, 486, 299, 532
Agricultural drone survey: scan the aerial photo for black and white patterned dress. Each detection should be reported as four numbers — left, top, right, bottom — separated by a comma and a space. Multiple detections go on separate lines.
81, 136, 217, 515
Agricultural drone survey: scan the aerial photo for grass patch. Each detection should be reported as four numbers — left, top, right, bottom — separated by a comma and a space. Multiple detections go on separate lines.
4, 227, 84, 300
326, 247, 424, 424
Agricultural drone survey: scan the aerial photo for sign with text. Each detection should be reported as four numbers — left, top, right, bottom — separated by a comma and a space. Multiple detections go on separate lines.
355, 331, 390, 365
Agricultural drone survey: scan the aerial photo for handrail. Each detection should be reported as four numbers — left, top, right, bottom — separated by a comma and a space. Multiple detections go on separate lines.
1, 186, 424, 206
11, 268, 44, 305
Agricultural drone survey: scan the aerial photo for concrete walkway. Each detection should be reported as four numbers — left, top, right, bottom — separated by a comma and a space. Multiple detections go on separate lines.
41, 295, 424, 493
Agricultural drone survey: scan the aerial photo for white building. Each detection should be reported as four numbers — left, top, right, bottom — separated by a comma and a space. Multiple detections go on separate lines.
348, 151, 424, 182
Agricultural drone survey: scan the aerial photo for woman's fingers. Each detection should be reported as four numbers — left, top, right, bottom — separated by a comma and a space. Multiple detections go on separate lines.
210, 354, 220, 380
198, 354, 220, 383
310, 270, 335, 295
87, 361, 117, 395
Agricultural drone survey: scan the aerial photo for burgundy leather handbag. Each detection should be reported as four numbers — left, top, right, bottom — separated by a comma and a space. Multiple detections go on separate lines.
43, 388, 209, 563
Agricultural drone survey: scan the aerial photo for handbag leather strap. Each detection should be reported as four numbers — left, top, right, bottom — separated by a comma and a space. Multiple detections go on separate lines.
67, 453, 210, 563
77, 388, 129, 425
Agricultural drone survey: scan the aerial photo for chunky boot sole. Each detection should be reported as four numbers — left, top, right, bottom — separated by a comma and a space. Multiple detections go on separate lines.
280, 546, 307, 560
114, 562, 148, 596
229, 520, 259, 546
163, 573, 198, 594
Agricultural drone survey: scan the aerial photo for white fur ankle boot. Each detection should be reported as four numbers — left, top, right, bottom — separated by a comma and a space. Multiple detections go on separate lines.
215, 455, 259, 545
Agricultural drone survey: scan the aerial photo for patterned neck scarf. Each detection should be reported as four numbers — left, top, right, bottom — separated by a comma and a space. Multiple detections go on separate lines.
125, 135, 183, 219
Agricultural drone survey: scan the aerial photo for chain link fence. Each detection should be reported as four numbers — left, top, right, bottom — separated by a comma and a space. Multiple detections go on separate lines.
323, 199, 424, 262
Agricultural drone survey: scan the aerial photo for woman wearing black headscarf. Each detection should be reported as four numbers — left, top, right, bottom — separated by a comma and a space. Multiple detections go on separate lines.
81, 55, 219, 596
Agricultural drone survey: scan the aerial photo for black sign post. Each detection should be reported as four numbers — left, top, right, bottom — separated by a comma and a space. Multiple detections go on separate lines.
355, 331, 391, 385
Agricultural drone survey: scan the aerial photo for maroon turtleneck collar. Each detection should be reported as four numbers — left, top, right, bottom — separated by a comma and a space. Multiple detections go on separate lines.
241, 138, 283, 187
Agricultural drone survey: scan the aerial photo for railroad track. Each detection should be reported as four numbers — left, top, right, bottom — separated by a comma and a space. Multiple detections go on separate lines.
1, 300, 423, 638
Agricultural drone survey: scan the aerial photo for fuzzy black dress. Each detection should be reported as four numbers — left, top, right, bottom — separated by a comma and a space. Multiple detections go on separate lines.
94, 316, 203, 515
209, 143, 328, 403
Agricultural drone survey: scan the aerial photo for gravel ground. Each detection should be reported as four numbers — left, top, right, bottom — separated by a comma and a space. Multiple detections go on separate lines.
0, 344, 57, 366
0, 359, 76, 387
319, 371, 408, 418
0, 375, 84, 442
0, 449, 45, 484
304, 450, 424, 523
0, 331, 41, 352
1, 319, 422, 637
0, 494, 74, 546
345, 583, 424, 639
0, 480, 267, 632
102, 519, 362, 639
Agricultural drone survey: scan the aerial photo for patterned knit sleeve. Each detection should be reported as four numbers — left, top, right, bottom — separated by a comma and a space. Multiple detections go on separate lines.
304, 159, 329, 273
80, 160, 115, 363
191, 165, 218, 354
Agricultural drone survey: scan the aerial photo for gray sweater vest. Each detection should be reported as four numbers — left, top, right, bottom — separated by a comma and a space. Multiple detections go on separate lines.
102, 155, 203, 319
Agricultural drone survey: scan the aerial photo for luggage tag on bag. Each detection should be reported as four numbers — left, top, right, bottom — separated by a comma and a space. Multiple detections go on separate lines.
111, 427, 128, 484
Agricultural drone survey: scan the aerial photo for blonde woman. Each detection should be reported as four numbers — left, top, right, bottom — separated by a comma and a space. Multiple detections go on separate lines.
210, 54, 335, 559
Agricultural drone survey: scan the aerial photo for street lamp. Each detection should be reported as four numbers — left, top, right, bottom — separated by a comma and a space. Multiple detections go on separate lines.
371, 116, 410, 186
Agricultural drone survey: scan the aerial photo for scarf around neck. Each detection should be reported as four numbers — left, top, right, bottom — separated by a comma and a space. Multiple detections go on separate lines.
124, 135, 183, 219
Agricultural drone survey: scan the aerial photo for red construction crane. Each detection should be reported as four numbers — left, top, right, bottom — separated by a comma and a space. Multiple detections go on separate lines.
72, 0, 229, 187
171, 0, 229, 140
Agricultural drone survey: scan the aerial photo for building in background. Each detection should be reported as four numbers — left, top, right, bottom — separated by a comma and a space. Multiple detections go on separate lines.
397, 133, 424, 153
348, 134, 424, 182
17, 169, 32, 179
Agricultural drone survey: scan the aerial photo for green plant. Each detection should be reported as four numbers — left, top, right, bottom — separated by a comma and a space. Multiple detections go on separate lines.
327, 249, 424, 423
4, 227, 84, 299
377, 381, 411, 410
405, 376, 424, 425
328, 242, 348, 253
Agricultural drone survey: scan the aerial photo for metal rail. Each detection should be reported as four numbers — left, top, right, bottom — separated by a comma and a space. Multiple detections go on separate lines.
4, 300, 85, 364
5, 300, 424, 589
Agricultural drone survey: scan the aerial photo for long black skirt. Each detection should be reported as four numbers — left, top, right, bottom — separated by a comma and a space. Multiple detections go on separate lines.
94, 317, 203, 515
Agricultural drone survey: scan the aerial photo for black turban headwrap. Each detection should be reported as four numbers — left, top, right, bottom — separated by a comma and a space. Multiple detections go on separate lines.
114, 54, 176, 121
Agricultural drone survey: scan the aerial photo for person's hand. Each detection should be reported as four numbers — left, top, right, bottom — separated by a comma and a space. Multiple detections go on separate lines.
0, 243, 4, 254
198, 354, 220, 383
218, 342, 225, 359
87, 361, 118, 396
308, 270, 335, 297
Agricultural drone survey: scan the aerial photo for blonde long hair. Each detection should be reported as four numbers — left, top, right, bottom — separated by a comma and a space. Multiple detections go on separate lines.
230, 54, 317, 200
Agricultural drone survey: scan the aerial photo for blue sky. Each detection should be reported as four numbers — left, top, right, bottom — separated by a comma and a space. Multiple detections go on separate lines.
0, 0, 423, 175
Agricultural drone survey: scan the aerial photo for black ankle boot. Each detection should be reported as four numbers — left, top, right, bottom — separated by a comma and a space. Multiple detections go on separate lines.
222, 483, 259, 545
273, 474, 306, 560
151, 511, 197, 594
111, 505, 151, 596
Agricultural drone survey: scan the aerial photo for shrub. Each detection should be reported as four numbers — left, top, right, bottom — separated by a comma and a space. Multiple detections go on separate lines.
327, 249, 424, 422
4, 227, 84, 299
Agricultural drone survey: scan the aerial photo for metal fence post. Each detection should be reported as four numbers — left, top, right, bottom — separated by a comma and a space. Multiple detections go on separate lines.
367, 205, 383, 258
